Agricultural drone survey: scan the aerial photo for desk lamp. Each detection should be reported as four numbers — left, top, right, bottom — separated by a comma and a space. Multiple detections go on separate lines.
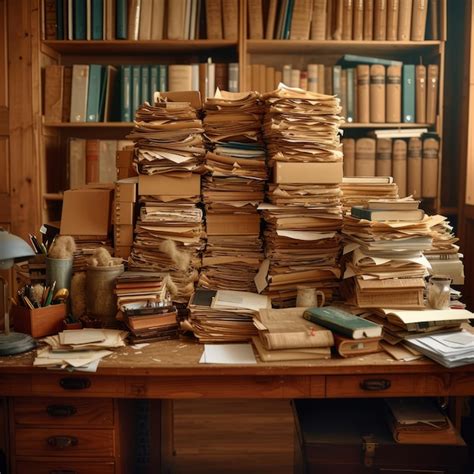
0, 228, 37, 355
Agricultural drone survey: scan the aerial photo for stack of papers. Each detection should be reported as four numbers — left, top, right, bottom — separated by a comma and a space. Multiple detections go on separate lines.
258, 85, 343, 307
72, 239, 115, 272
34, 329, 128, 371
183, 288, 270, 343
200, 90, 267, 291
127, 96, 205, 175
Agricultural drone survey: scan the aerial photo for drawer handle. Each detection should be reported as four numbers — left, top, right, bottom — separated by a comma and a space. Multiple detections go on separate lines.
47, 404, 77, 417
59, 377, 91, 390
50, 471, 77, 474
360, 379, 391, 391
47, 436, 78, 449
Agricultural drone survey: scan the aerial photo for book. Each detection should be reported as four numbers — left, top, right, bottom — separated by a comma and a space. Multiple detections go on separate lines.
120, 65, 132, 122
402, 64, 415, 123
44, 0, 57, 39
105, 0, 116, 40
411, 0, 428, 40
69, 138, 86, 188
116, 0, 128, 39
341, 54, 402, 67
252, 337, 331, 362
74, 0, 86, 39
206, 0, 223, 39
363, 0, 374, 39
373, 0, 387, 40
398, 0, 412, 40
369, 64, 385, 123
325, 0, 334, 39
44, 65, 64, 123
407, 137, 422, 198
352, 0, 363, 40
370, 128, 428, 139
332, 0, 342, 39
168, 0, 186, 39
428, 0, 439, 40
342, 138, 355, 177
290, 0, 312, 40
222, 0, 238, 39
386, 0, 399, 40
386, 65, 402, 123
283, 0, 295, 39
128, 0, 141, 40
415, 64, 427, 123
62, 66, 73, 122
356, 65, 369, 123
70, 64, 89, 122
367, 199, 420, 210
334, 334, 382, 357
340, 69, 347, 118
346, 68, 355, 122
355, 137, 376, 177
341, 0, 353, 40
375, 138, 392, 177
138, 0, 153, 39
85, 139, 100, 183
426, 64, 439, 124
310, 0, 327, 40
103, 65, 118, 121
351, 206, 425, 222
303, 306, 383, 339
86, 64, 104, 122
422, 136, 439, 198
342, 176, 393, 184
131, 65, 141, 118
248, 0, 263, 39
91, 0, 103, 39
125, 310, 178, 331
150, 0, 165, 39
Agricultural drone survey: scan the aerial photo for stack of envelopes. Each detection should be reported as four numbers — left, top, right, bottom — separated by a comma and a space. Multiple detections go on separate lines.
257, 85, 344, 307
128, 92, 205, 303
199, 90, 267, 291
341, 215, 435, 308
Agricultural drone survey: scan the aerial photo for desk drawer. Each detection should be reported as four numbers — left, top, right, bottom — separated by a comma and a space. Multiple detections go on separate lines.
326, 374, 450, 397
13, 398, 114, 426
31, 375, 124, 396
15, 428, 115, 458
16, 460, 115, 474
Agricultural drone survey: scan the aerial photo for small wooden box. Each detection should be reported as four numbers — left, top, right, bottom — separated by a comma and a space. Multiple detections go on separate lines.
11, 304, 66, 338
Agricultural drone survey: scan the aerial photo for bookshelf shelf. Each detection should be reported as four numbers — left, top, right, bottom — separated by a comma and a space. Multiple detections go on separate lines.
341, 123, 432, 129
43, 121, 134, 128
246, 40, 442, 55
42, 40, 238, 55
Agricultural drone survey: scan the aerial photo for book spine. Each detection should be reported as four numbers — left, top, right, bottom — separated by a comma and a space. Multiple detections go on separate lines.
150, 66, 159, 102
140, 65, 150, 104
363, 0, 373, 39
86, 139, 100, 183
120, 65, 132, 122
407, 137, 422, 198
356, 64, 370, 123
343, 138, 356, 177
151, 0, 165, 39
222, 0, 238, 39
283, 0, 295, 39
411, 0, 428, 41
369, 64, 385, 123
247, 0, 263, 39
62, 66, 73, 123
131, 65, 141, 115
422, 136, 439, 198
310, 0, 327, 40
228, 63, 239, 92
167, 0, 186, 39
386, 65, 402, 123
332, 0, 343, 39
70, 64, 89, 122
44, 65, 64, 123
309, 63, 320, 93
283, 64, 292, 86
318, 64, 325, 93
139, 0, 153, 39
324, 65, 333, 94
341, 0, 353, 40
44, 0, 57, 40
398, 0, 412, 40
355, 137, 376, 176
376, 138, 392, 176
116, 0, 128, 39
91, 0, 104, 39
429, 0, 439, 39
74, 0, 87, 39
333, 65, 342, 98
402, 64, 415, 123
105, 0, 116, 40
415, 64, 427, 124
325, 0, 334, 39
55, 0, 64, 39
340, 69, 347, 118
392, 138, 407, 197
86, 64, 103, 122
373, 0, 386, 40
352, 0, 363, 40
206, 0, 224, 39
290, 0, 313, 40
266, 66, 275, 93
99, 140, 118, 183
215, 63, 229, 91
69, 138, 86, 189
426, 64, 439, 124
159, 64, 168, 91
386, 0, 399, 40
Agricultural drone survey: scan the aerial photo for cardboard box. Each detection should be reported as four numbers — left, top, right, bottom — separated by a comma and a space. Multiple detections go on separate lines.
114, 224, 134, 246
11, 303, 66, 337
115, 177, 138, 203
274, 162, 343, 184
115, 245, 132, 259
61, 188, 113, 237
114, 202, 134, 225
138, 173, 201, 196
206, 214, 261, 236
116, 149, 134, 168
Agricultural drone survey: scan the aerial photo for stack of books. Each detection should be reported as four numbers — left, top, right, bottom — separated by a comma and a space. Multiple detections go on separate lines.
128, 92, 205, 303
341, 199, 433, 308
252, 307, 334, 362
303, 306, 383, 358
184, 288, 270, 343
199, 90, 267, 292
258, 84, 344, 307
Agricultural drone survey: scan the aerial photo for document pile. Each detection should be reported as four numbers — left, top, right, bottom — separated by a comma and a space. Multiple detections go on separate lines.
200, 90, 266, 291
341, 208, 435, 308
128, 92, 205, 303
252, 307, 333, 361
34, 328, 127, 371
183, 288, 270, 342
258, 85, 344, 307
127, 93, 205, 175
73, 240, 115, 272
340, 176, 399, 214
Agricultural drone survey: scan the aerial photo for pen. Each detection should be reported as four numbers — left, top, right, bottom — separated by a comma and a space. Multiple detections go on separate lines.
45, 281, 56, 306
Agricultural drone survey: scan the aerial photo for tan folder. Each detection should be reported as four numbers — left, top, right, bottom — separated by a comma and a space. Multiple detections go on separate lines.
343, 138, 356, 177
422, 136, 439, 198
376, 138, 392, 176
415, 65, 426, 124
426, 64, 439, 124
355, 138, 376, 176
407, 137, 422, 198
392, 139, 407, 197
370, 64, 385, 123
357, 65, 370, 123
386, 0, 399, 40
373, 0, 387, 40
386, 65, 401, 123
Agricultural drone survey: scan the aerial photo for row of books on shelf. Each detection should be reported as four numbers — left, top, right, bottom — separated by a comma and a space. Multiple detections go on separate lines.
44, 61, 238, 123
249, 0, 439, 41
250, 62, 439, 124
44, 0, 238, 41
343, 133, 439, 199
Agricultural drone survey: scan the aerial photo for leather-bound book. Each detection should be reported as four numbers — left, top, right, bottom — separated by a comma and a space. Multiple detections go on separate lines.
376, 138, 392, 176
326, 0, 335, 39
353, 0, 364, 40
422, 136, 439, 198
415, 64, 427, 124
407, 137, 422, 198
392, 139, 407, 197
370, 64, 385, 123
411, 0, 428, 40
363, 0, 374, 39
426, 64, 439, 124
291, 0, 313, 39
373, 0, 387, 40
343, 138, 356, 177
355, 138, 376, 176
311, 0, 327, 39
340, 69, 348, 119
342, 0, 353, 40
386, 0, 399, 40
357, 65, 370, 123
386, 65, 401, 123
398, 0, 413, 39
247, 0, 263, 39
223, 0, 238, 40
333, 0, 343, 39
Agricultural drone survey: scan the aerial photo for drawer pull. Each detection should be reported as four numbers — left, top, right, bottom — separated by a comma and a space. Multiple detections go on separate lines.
47, 436, 78, 449
59, 377, 91, 390
46, 404, 77, 417
360, 379, 391, 391
50, 471, 77, 474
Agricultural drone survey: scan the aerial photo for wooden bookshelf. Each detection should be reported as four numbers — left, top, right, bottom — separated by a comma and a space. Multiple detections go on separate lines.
43, 121, 135, 128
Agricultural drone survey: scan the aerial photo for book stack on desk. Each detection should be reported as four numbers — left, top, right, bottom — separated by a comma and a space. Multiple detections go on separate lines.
257, 84, 344, 307
127, 92, 206, 303
252, 307, 334, 362
199, 90, 267, 292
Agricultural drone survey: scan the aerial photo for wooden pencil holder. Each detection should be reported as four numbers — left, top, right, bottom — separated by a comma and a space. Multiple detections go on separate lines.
11, 303, 67, 338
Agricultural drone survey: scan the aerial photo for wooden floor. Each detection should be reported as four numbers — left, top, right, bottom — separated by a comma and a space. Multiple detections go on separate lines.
164, 399, 295, 474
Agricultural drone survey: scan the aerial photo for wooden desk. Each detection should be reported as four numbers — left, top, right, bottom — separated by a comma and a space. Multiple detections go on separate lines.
0, 340, 473, 474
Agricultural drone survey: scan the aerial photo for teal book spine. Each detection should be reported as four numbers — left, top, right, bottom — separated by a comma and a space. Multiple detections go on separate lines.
283, 0, 294, 40
341, 54, 403, 67
86, 64, 103, 122
74, 0, 86, 39
116, 0, 128, 39
56, 0, 64, 39
131, 65, 141, 117
350, 206, 374, 220
91, 0, 103, 40
403, 64, 415, 123
120, 65, 132, 122
98, 66, 107, 121
159, 65, 167, 91
346, 68, 355, 123
333, 65, 342, 98
140, 66, 150, 105
150, 66, 159, 103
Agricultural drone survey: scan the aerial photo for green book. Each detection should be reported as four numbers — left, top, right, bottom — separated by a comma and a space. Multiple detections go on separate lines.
131, 65, 141, 117
120, 65, 132, 122
91, 0, 103, 40
403, 64, 415, 123
116, 0, 128, 39
159, 65, 167, 91
346, 68, 355, 123
303, 306, 382, 339
340, 54, 403, 67
283, 0, 294, 40
98, 65, 107, 121
140, 66, 150, 105
150, 66, 159, 104
73, 0, 86, 40
56, 0, 64, 39
86, 64, 103, 122
350, 206, 425, 222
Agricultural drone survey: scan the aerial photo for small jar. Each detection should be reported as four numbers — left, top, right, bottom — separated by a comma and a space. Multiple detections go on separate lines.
427, 275, 451, 310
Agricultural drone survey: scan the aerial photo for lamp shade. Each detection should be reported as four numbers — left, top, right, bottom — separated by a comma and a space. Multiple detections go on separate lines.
0, 228, 35, 269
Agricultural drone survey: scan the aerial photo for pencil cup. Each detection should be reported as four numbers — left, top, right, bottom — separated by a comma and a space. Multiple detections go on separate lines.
46, 257, 73, 292
296, 286, 325, 308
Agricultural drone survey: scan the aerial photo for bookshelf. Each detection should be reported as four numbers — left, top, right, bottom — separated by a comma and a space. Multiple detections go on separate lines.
34, 0, 447, 223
